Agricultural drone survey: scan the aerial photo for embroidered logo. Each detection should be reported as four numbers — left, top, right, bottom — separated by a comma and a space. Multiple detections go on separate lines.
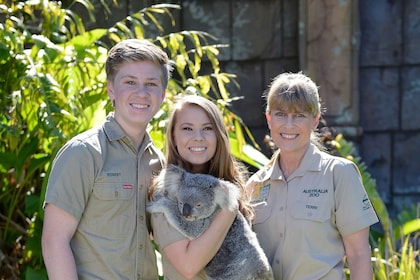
302, 188, 328, 197
251, 181, 270, 203
107, 172, 121, 177
362, 194, 372, 210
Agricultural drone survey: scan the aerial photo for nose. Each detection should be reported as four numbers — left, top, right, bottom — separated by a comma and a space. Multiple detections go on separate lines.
193, 130, 205, 141
182, 203, 192, 217
285, 115, 294, 127
135, 84, 149, 96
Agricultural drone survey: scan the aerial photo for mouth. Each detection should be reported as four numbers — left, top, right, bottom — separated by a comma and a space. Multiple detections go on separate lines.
189, 147, 206, 152
281, 133, 298, 140
130, 103, 149, 109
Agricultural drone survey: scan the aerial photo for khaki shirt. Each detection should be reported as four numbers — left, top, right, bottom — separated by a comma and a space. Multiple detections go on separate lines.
248, 144, 379, 280
151, 213, 208, 280
44, 113, 164, 280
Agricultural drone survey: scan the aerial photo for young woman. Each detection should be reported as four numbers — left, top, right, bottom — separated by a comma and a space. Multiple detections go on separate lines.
246, 72, 379, 279
149, 95, 253, 279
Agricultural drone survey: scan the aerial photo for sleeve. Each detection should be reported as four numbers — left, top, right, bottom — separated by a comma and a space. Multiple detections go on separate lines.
333, 159, 379, 236
44, 140, 95, 220
151, 213, 188, 249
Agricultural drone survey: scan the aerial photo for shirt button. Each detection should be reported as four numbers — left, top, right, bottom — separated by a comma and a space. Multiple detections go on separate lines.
279, 206, 284, 211
139, 244, 143, 250
139, 215, 144, 221
279, 233, 284, 238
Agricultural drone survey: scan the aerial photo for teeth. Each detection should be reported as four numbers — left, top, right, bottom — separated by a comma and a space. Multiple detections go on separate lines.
190, 147, 206, 152
131, 103, 148, 109
281, 133, 297, 139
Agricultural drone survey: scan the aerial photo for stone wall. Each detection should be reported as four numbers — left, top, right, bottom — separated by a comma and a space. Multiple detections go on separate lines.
359, 0, 420, 216
90, 0, 420, 217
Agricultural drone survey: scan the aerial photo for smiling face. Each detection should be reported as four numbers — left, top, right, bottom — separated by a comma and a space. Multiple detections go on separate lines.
266, 107, 319, 157
107, 60, 165, 138
264, 72, 322, 158
173, 104, 217, 173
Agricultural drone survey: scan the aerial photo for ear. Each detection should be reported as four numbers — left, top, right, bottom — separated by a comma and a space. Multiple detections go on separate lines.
214, 180, 240, 211
265, 112, 272, 130
162, 165, 184, 199
107, 81, 115, 101
161, 89, 166, 101
313, 113, 320, 130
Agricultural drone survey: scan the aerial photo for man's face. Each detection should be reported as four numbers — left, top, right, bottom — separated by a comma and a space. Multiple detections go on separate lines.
107, 60, 165, 133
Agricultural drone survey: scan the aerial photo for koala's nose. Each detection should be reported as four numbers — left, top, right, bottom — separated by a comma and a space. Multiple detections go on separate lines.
182, 203, 192, 217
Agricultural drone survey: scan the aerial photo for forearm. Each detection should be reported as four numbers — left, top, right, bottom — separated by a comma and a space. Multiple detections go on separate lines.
343, 228, 373, 280
43, 241, 78, 280
186, 209, 235, 265
42, 204, 78, 280
347, 252, 373, 280
164, 208, 236, 278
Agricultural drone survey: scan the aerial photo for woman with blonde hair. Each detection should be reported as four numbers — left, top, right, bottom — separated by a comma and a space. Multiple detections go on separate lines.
247, 72, 378, 280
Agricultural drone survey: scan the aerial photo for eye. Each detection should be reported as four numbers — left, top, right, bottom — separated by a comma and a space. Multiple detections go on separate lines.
182, 126, 193, 131
146, 82, 158, 87
294, 112, 309, 119
203, 125, 213, 131
196, 204, 201, 208
274, 111, 286, 117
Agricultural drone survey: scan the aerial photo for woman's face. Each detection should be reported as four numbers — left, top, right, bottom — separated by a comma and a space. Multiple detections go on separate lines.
266, 107, 319, 156
173, 104, 217, 173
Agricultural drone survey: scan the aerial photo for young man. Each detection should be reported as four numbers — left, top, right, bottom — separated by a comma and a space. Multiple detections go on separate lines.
42, 39, 172, 280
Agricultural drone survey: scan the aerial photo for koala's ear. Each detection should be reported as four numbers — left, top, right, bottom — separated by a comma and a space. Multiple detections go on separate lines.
214, 180, 240, 211
162, 164, 184, 199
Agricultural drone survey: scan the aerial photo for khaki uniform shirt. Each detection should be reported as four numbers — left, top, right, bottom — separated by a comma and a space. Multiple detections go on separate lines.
248, 144, 379, 280
44, 113, 164, 280
151, 213, 208, 280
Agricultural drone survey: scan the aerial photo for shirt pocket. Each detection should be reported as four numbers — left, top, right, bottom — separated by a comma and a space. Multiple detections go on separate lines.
94, 183, 134, 200
80, 183, 135, 238
291, 201, 331, 223
253, 202, 273, 225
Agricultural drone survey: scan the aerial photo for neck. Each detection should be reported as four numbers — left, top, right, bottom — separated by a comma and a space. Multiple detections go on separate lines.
190, 162, 210, 174
131, 132, 145, 151
278, 149, 306, 179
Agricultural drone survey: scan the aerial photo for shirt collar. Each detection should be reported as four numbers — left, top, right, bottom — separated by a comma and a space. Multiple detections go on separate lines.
103, 113, 126, 141
103, 113, 152, 150
262, 143, 322, 181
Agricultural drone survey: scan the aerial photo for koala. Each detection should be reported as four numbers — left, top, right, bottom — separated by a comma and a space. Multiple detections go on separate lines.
147, 164, 273, 280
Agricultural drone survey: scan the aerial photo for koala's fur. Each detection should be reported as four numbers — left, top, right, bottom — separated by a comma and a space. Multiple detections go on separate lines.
148, 164, 273, 280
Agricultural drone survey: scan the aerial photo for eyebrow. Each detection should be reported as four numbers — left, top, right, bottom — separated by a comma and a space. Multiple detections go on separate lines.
179, 122, 213, 126
120, 74, 161, 81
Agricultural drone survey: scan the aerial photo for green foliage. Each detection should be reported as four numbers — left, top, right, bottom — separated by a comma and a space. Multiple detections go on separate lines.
0, 1, 267, 278
326, 134, 420, 279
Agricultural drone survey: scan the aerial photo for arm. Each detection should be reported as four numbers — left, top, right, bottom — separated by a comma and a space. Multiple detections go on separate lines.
163, 208, 236, 279
42, 203, 79, 280
342, 227, 373, 280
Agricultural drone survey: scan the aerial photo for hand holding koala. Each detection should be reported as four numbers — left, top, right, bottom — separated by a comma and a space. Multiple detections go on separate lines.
148, 164, 273, 280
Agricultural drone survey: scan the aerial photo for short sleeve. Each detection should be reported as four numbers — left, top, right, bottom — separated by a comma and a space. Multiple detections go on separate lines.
333, 160, 379, 236
44, 140, 95, 220
151, 213, 187, 249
